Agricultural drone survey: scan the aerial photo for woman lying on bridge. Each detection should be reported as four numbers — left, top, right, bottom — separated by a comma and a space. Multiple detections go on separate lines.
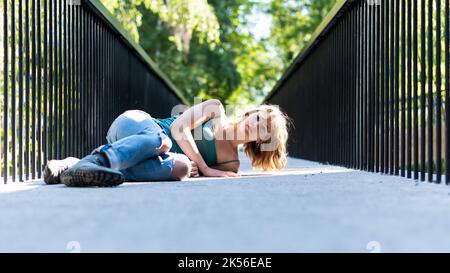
43, 99, 291, 187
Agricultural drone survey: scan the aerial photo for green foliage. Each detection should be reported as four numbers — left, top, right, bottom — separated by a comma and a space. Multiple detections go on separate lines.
268, 0, 336, 64
100, 0, 337, 106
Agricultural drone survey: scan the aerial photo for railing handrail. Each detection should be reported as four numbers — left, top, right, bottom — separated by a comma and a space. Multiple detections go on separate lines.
262, 0, 353, 104
86, 0, 191, 106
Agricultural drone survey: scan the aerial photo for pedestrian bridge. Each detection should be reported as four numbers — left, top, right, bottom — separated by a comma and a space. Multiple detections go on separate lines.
1, 0, 449, 252
1, 152, 450, 252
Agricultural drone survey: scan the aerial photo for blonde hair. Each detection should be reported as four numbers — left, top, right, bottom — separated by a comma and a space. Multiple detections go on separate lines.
236, 104, 293, 171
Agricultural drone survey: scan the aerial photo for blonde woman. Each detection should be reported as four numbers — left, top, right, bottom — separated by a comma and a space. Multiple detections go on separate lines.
44, 99, 291, 187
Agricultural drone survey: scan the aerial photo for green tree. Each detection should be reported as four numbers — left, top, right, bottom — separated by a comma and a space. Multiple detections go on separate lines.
100, 0, 336, 107
268, 0, 336, 64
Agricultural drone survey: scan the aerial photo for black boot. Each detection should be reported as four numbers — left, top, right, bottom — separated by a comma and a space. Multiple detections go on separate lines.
60, 152, 124, 187
44, 157, 81, 184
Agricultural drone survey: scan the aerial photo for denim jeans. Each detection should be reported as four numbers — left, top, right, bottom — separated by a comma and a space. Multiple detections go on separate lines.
90, 110, 177, 182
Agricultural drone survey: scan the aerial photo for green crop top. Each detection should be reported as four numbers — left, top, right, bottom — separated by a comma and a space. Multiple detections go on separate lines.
153, 114, 239, 166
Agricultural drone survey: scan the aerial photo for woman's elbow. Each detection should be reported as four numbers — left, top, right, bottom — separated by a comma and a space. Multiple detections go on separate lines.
206, 99, 222, 106
170, 123, 183, 143
204, 99, 224, 118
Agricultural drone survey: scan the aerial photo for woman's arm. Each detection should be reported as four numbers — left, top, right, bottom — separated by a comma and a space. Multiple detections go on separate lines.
170, 99, 239, 177
209, 161, 240, 173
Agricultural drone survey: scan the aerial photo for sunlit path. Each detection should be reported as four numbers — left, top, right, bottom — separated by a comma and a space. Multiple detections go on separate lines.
1, 152, 450, 252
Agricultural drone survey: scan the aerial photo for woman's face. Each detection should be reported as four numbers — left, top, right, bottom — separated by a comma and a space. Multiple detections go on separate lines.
239, 111, 271, 143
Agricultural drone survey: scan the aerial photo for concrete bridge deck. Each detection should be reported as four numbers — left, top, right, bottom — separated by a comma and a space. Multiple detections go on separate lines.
1, 153, 450, 252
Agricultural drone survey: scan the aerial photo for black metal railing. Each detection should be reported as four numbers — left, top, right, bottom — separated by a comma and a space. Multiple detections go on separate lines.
264, 0, 450, 184
1, 0, 189, 183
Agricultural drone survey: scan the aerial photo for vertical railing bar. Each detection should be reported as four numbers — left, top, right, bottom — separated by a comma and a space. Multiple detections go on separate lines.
413, 0, 419, 180
366, 1, 370, 171
352, 6, 356, 169
64, 0, 69, 158
90, 9, 94, 152
385, 0, 390, 174
390, 0, 395, 175
71, 1, 75, 157
101, 21, 104, 147
77, 5, 81, 158
427, 0, 433, 182
361, 1, 365, 170
341, 18, 344, 166
336, 22, 342, 165
83, 6, 87, 155
84, 7, 88, 154
71, 2, 75, 158
104, 25, 108, 146
87, 9, 91, 153
445, 0, 450, 184
99, 21, 103, 146
420, 0, 426, 181
375, 2, 380, 173
99, 19, 102, 148
401, 0, 406, 177
329, 20, 332, 164
356, 2, 359, 169
73, 4, 77, 158
58, 0, 62, 159
3, 0, 8, 184
394, 0, 400, 176
361, 2, 368, 170
31, 0, 36, 179
11, 0, 16, 182
37, 0, 42, 178
96, 18, 99, 149
407, 0, 412, 178
18, 0, 23, 182
359, 1, 365, 170
380, 0, 385, 174
372, 2, 376, 173
368, 2, 373, 172
108, 28, 112, 145
341, 15, 344, 166
348, 8, 351, 168
48, 0, 52, 165
101, 21, 104, 148
68, 2, 73, 157
79, 4, 83, 156
91, 10, 95, 153
53, 0, 58, 160
346, 12, 350, 168
43, 0, 47, 174
367, 1, 370, 171
369, 3, 376, 172
435, 0, 442, 183
330, 29, 333, 164
335, 24, 339, 165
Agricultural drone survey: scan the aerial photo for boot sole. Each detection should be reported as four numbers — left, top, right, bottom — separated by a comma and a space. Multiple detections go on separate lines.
43, 157, 80, 185
60, 168, 124, 187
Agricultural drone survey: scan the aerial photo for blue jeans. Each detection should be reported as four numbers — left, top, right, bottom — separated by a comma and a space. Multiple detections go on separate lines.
90, 110, 177, 182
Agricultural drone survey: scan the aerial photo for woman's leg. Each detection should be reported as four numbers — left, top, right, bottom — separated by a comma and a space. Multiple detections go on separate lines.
96, 109, 172, 171
60, 110, 173, 187
122, 152, 191, 182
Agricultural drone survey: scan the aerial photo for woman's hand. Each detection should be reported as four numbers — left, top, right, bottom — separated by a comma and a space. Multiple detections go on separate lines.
190, 161, 199, 177
201, 166, 240, 178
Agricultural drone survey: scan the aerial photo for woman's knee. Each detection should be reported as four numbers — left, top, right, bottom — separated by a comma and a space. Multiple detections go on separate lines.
170, 154, 191, 181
